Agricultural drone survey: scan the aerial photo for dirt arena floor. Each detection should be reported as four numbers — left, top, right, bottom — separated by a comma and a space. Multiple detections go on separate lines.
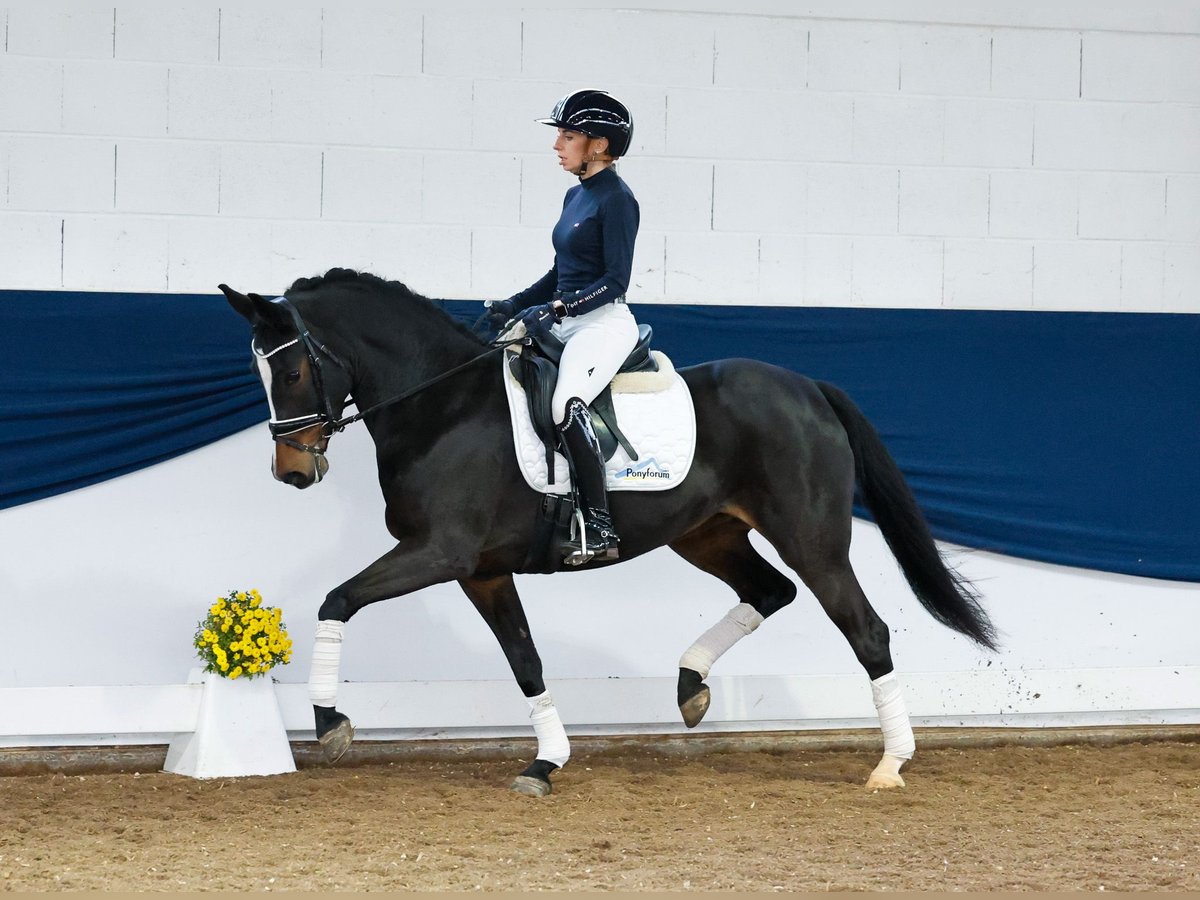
1, 738, 1197, 891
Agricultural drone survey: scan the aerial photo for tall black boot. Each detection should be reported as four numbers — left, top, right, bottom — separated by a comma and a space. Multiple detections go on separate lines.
558, 397, 620, 563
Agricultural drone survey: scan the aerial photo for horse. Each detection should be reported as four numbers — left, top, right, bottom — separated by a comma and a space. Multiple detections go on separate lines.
220, 268, 997, 796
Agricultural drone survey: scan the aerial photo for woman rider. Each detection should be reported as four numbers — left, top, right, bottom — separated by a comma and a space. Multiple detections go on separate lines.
487, 89, 640, 563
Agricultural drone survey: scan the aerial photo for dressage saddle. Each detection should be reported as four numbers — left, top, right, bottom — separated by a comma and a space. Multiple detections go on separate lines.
507, 323, 658, 484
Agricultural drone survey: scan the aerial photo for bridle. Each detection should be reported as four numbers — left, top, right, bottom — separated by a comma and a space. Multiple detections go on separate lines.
254, 296, 521, 463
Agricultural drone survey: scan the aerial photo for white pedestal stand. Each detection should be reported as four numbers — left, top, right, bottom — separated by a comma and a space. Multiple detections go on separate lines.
164, 670, 296, 778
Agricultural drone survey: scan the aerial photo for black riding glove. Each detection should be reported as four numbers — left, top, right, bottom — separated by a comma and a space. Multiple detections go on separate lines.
484, 299, 516, 330
517, 303, 558, 340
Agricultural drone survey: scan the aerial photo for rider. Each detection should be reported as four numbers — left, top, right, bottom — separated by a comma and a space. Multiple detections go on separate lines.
487, 88, 640, 562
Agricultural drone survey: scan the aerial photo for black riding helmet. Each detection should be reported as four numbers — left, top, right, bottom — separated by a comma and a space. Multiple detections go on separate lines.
537, 89, 634, 158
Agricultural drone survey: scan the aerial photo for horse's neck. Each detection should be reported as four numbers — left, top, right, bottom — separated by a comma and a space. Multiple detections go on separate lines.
307, 296, 485, 414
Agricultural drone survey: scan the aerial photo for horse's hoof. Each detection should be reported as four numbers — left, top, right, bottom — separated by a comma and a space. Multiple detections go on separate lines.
510, 775, 552, 797
865, 771, 906, 790
679, 684, 711, 728
317, 719, 355, 763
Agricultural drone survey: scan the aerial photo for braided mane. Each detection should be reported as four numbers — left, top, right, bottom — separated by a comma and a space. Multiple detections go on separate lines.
285, 268, 486, 346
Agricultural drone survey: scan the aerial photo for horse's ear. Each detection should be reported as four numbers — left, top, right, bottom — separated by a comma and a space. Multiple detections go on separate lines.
219, 283, 259, 323
219, 284, 288, 330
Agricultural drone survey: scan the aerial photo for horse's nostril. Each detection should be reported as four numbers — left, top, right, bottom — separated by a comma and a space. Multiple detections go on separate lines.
282, 471, 310, 488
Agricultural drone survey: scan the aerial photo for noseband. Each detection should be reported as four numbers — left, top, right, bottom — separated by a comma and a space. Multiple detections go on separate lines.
254, 296, 522, 463
253, 297, 351, 462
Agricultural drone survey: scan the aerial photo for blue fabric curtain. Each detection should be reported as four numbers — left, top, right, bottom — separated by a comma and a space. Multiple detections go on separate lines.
3, 289, 1196, 582
2, 290, 266, 510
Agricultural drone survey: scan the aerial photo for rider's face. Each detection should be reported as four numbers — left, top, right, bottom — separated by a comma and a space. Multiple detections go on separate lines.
553, 128, 598, 175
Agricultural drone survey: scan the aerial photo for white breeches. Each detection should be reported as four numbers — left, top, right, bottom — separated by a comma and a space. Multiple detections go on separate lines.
551, 302, 639, 424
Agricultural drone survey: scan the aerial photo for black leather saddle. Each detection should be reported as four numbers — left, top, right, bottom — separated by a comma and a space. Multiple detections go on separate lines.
508, 323, 657, 485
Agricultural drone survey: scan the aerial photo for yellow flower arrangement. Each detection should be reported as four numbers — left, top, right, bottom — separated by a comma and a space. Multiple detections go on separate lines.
193, 589, 293, 679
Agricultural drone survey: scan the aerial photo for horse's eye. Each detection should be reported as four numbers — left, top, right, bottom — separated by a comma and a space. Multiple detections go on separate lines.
284, 370, 302, 386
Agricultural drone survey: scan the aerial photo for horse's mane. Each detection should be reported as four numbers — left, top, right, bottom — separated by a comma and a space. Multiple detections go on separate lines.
286, 268, 486, 346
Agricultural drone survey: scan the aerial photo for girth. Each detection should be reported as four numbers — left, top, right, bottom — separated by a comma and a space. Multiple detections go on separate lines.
508, 323, 657, 484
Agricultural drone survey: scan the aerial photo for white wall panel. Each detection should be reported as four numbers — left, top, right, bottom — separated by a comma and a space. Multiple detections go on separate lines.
664, 231, 760, 302
370, 75, 474, 150
623, 157, 713, 232
799, 234, 854, 305
944, 239, 1033, 309
267, 70, 377, 147
166, 65, 274, 142
1034, 103, 1200, 174
990, 29, 1081, 100
321, 148, 423, 223
989, 170, 1078, 239
899, 168, 989, 237
1164, 243, 1200, 312
943, 98, 1034, 169
0, 213, 61, 289
1166, 175, 1200, 244
423, 10, 523, 78
62, 60, 168, 138
7, 136, 113, 212
116, 140, 220, 216
898, 25, 991, 97
216, 8, 322, 69
1077, 173, 1167, 241
712, 16, 807, 90
320, 8, 422, 76
61, 215, 168, 292
168, 217, 274, 294
0, 56, 63, 132
851, 235, 942, 306
1033, 241, 1123, 311
807, 21, 901, 93
5, 8, 112, 60
218, 143, 322, 220
114, 8, 218, 65
1120, 242, 1166, 311
713, 161, 804, 234
668, 88, 854, 161
422, 151, 521, 225
851, 95, 944, 166
807, 164, 897, 235
1081, 32, 1200, 104
630, 230, 666, 300
522, 9, 715, 87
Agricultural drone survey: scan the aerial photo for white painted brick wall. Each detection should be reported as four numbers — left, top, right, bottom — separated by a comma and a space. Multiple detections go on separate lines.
63, 61, 168, 138
0, 5, 1194, 311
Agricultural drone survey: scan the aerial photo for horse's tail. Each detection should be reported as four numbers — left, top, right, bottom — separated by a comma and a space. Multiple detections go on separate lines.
816, 381, 999, 651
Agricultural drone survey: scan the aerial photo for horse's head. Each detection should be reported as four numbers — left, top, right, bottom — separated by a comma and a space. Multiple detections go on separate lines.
220, 283, 353, 489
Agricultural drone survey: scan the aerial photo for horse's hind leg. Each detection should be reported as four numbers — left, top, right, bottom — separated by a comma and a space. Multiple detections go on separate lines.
668, 514, 798, 728
459, 574, 565, 798
761, 512, 915, 790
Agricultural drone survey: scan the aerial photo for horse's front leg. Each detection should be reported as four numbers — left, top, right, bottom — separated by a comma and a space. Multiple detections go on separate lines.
459, 574, 565, 798
309, 542, 473, 763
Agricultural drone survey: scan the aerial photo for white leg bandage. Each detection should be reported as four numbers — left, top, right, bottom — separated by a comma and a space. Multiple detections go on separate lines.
527, 691, 570, 768
678, 602, 765, 678
871, 671, 916, 760
308, 620, 345, 708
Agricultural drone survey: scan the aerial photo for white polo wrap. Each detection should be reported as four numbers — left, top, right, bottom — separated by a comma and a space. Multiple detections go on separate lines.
527, 690, 570, 768
871, 670, 916, 760
308, 619, 345, 708
678, 602, 765, 678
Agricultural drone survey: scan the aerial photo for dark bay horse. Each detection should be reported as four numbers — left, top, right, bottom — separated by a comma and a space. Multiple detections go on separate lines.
221, 269, 996, 796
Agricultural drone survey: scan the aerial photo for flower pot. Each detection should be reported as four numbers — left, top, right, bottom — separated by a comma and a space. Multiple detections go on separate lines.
163, 671, 296, 778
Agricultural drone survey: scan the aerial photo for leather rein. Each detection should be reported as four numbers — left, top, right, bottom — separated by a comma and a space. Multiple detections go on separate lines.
255, 297, 522, 460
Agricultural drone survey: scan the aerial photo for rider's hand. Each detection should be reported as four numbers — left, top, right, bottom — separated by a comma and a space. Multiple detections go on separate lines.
517, 303, 558, 340
484, 299, 516, 330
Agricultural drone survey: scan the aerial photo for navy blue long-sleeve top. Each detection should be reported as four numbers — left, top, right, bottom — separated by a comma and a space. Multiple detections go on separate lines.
508, 166, 640, 317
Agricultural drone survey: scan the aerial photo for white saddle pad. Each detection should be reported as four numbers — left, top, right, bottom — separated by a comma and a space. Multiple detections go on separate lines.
502, 349, 697, 494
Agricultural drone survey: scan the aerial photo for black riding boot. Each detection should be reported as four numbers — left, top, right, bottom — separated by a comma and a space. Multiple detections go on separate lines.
558, 397, 620, 563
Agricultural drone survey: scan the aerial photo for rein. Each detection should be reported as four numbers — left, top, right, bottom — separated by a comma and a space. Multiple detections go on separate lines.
259, 296, 522, 457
